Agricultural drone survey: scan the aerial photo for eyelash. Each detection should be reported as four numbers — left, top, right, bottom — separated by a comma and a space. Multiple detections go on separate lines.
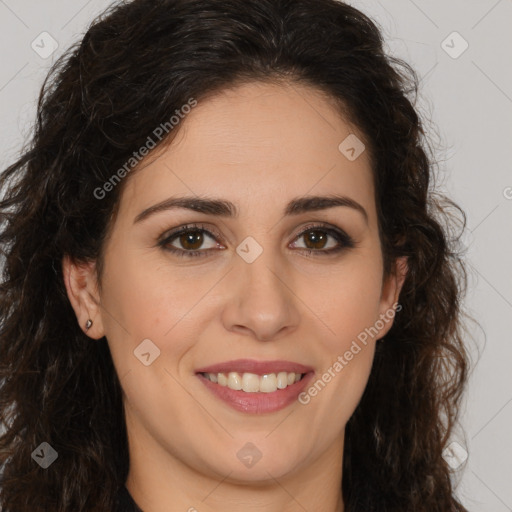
158, 222, 355, 259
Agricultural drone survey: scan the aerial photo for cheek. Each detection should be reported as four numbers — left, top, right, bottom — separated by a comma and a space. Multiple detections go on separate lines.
297, 257, 383, 418
99, 246, 226, 378
309, 255, 384, 347
100, 247, 198, 333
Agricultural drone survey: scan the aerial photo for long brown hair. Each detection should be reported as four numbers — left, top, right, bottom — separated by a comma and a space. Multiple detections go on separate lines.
0, 0, 470, 510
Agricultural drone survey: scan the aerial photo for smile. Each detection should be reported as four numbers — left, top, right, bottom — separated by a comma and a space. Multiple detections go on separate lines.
200, 371, 305, 393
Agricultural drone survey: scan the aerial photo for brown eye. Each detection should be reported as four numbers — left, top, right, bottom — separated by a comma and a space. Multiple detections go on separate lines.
165, 229, 218, 252
302, 229, 330, 250
176, 231, 206, 251
291, 226, 354, 254
159, 224, 221, 258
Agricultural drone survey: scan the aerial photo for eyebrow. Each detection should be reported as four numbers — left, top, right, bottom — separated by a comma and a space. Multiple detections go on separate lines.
133, 194, 368, 224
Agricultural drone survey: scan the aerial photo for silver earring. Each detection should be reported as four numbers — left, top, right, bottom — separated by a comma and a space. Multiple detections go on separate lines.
85, 319, 93, 331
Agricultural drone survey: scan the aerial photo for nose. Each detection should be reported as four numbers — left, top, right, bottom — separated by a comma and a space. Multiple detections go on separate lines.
220, 248, 301, 342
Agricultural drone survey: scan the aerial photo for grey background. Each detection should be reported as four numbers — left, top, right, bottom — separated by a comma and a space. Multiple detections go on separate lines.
0, 0, 511, 510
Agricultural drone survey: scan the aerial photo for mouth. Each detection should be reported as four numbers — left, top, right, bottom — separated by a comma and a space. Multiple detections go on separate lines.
194, 359, 315, 414
198, 370, 307, 393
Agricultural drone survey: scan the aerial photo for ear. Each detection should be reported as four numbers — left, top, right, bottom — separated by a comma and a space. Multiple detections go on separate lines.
62, 255, 105, 339
376, 256, 408, 339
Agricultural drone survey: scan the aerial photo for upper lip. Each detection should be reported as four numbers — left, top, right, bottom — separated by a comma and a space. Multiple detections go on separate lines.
195, 359, 314, 376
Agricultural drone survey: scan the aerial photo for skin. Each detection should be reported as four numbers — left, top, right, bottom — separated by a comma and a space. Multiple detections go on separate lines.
63, 81, 407, 512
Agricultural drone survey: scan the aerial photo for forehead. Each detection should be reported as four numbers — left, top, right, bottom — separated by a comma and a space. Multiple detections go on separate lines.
119, 81, 375, 223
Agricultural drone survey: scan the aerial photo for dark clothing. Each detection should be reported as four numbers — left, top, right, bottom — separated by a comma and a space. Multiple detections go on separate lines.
115, 485, 144, 512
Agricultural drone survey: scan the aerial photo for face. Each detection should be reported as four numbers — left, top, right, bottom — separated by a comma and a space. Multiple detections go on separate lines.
64, 81, 406, 490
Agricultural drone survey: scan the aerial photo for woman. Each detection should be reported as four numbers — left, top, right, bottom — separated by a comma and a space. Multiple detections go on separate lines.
0, 0, 470, 510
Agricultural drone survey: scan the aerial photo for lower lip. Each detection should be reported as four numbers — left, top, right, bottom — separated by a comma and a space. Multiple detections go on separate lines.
196, 372, 315, 414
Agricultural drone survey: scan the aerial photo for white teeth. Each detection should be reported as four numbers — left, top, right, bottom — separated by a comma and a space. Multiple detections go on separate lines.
242, 372, 260, 392
276, 372, 288, 389
203, 371, 305, 392
217, 373, 228, 386
259, 374, 277, 393
227, 372, 242, 390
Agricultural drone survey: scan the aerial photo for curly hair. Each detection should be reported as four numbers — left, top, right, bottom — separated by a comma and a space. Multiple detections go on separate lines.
0, 0, 470, 510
